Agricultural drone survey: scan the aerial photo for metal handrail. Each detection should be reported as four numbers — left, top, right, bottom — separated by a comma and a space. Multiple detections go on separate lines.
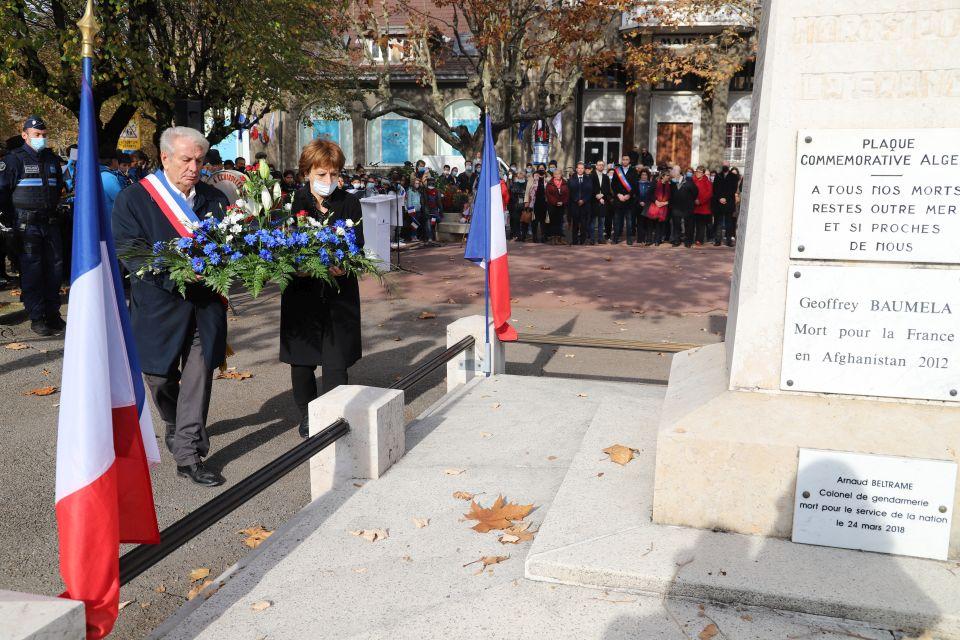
515, 333, 701, 353
119, 418, 349, 586
390, 335, 475, 392
117, 336, 478, 586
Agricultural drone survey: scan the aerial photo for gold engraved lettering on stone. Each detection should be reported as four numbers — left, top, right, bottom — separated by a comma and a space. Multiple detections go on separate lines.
801, 70, 960, 101
794, 10, 960, 45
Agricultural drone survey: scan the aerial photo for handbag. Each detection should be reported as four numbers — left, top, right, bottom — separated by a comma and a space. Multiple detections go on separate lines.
520, 210, 533, 223
646, 203, 667, 222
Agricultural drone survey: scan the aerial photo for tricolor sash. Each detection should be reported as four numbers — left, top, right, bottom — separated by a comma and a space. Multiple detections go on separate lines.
615, 166, 632, 192
140, 170, 202, 238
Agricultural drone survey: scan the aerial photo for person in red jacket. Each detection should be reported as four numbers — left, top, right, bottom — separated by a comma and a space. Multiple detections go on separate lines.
691, 165, 713, 246
545, 167, 569, 244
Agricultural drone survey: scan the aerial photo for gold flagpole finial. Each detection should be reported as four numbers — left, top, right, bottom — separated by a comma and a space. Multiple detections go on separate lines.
77, 0, 99, 59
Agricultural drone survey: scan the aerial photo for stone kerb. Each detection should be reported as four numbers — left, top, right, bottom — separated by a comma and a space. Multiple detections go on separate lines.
0, 589, 85, 640
445, 315, 505, 393
308, 385, 405, 500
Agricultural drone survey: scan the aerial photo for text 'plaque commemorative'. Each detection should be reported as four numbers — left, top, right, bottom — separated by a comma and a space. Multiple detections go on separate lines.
791, 128, 960, 264
780, 264, 960, 402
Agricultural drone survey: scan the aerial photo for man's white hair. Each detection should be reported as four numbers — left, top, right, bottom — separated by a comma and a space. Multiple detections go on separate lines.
159, 126, 210, 156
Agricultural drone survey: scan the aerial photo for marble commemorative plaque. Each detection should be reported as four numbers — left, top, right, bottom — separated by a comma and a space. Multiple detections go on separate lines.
790, 128, 960, 264
793, 448, 957, 561
780, 264, 960, 402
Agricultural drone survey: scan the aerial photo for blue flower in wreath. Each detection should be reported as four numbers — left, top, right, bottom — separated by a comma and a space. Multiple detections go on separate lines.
209, 253, 222, 266
244, 233, 258, 246
176, 237, 194, 251
203, 242, 219, 256
152, 241, 165, 255
259, 248, 273, 262
335, 249, 345, 262
220, 243, 232, 253
230, 251, 243, 262
319, 248, 331, 266
347, 241, 359, 255
191, 257, 205, 273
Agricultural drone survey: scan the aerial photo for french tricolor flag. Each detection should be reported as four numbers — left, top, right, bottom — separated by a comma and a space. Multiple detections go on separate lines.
464, 117, 518, 342
55, 57, 160, 639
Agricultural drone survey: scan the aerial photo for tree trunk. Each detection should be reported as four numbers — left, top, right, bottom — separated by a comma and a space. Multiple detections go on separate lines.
99, 103, 139, 156
700, 80, 730, 169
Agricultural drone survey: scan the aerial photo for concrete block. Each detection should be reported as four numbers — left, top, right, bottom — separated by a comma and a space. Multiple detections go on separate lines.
652, 344, 960, 558
0, 590, 85, 640
445, 315, 504, 392
309, 385, 405, 500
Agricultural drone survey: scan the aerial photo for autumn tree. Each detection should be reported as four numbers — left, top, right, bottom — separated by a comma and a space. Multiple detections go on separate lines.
0, 0, 352, 150
351, 0, 620, 160
620, 0, 759, 167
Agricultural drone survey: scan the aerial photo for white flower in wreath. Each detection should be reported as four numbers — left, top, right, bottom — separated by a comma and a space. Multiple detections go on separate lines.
261, 188, 273, 211
284, 203, 292, 212
335, 226, 345, 236
345, 219, 354, 228
230, 224, 242, 234
287, 218, 295, 225
235, 198, 247, 209
226, 235, 234, 243
273, 183, 282, 200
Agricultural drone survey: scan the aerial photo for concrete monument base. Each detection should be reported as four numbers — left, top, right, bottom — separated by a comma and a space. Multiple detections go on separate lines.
651, 344, 960, 559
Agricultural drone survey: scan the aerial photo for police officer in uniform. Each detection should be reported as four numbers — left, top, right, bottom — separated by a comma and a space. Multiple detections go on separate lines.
0, 116, 66, 336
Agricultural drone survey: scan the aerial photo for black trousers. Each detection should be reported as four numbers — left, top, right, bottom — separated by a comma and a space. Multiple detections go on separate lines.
612, 204, 635, 243
532, 203, 547, 242
693, 216, 711, 244
670, 215, 692, 246
17, 222, 63, 322
144, 327, 214, 466
546, 205, 564, 238
714, 212, 733, 243
291, 364, 349, 418
569, 202, 590, 244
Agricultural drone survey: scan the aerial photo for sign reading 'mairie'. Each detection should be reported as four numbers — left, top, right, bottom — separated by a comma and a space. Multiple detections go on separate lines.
793, 449, 957, 561
790, 128, 960, 264
780, 264, 960, 402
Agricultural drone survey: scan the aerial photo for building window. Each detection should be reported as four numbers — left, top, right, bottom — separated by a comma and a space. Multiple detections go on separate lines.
364, 37, 412, 64
299, 110, 353, 168
437, 100, 480, 157
725, 123, 748, 166
366, 105, 424, 166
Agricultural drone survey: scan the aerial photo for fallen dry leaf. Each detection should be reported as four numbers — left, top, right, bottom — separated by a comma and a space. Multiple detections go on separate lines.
155, 584, 166, 594
417, 311, 437, 320
349, 528, 389, 542
445, 298, 457, 304
596, 472, 605, 478
186, 580, 213, 600
491, 402, 501, 409
9, 289, 21, 296
140, 602, 150, 610
539, 265, 551, 270
188, 568, 210, 582
216, 370, 252, 380
604, 256, 612, 262
239, 525, 273, 549
740, 614, 752, 622
23, 386, 57, 397
452, 491, 474, 501
603, 444, 638, 466
352, 567, 367, 573
250, 600, 272, 612
480, 432, 493, 438
412, 517, 430, 529
3, 342, 29, 350
577, 393, 588, 398
498, 521, 536, 544
444, 468, 466, 476
546, 455, 557, 461
41, 368, 50, 376
698, 623, 719, 640
464, 495, 534, 533
464, 555, 509, 574
118, 600, 134, 611
564, 354, 576, 358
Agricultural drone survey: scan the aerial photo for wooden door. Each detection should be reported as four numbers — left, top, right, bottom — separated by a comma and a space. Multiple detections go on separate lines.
656, 123, 693, 169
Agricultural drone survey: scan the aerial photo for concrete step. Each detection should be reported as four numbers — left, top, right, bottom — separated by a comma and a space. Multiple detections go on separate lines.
524, 383, 960, 638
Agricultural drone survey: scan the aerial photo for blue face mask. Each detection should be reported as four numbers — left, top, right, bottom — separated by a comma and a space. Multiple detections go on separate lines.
28, 137, 47, 152
685, 172, 694, 179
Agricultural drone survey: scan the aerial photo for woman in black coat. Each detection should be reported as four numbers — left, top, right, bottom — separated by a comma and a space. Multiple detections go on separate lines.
281, 138, 364, 437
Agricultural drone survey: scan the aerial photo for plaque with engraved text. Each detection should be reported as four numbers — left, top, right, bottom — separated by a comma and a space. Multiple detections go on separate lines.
780, 264, 960, 402
790, 128, 960, 264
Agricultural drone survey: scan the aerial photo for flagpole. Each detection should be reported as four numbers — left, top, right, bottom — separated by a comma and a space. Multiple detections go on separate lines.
483, 118, 492, 377
78, 0, 98, 78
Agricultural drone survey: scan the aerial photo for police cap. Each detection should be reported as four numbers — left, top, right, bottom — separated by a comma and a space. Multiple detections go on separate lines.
22, 115, 47, 131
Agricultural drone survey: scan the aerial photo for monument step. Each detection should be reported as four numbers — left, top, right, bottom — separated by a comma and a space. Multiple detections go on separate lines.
524, 370, 960, 638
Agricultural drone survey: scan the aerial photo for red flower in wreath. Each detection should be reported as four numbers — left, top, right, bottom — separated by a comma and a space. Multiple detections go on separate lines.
295, 210, 308, 218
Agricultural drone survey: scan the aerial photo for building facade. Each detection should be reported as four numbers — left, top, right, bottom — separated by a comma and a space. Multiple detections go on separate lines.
251, 6, 756, 175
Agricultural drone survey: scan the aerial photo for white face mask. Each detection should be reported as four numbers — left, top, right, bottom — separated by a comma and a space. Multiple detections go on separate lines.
312, 178, 335, 197
29, 137, 47, 152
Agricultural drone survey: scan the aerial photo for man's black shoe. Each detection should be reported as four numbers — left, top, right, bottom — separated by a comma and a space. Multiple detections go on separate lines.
176, 462, 224, 486
298, 414, 310, 439
31, 319, 55, 337
46, 315, 66, 331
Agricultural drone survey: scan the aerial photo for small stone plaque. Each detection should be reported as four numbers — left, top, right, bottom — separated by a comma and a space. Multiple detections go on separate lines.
780, 264, 960, 402
791, 128, 960, 264
793, 449, 957, 560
